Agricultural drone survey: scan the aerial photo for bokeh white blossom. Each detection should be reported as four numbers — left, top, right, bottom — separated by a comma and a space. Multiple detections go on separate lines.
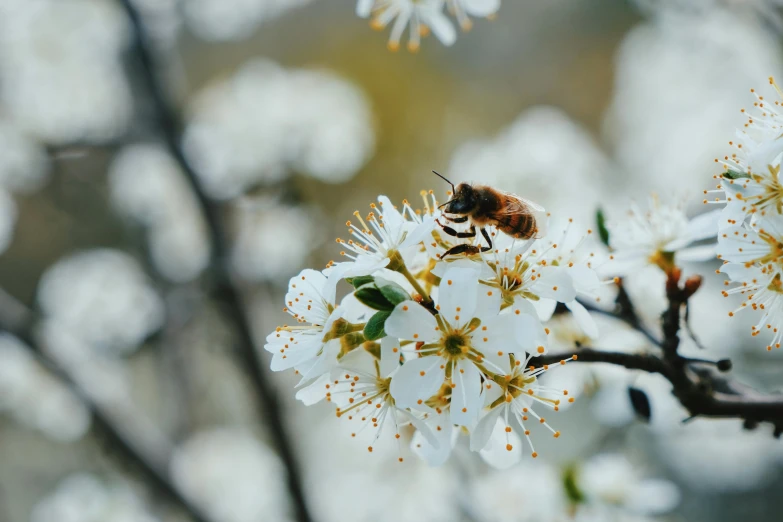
182, 59, 375, 200
170, 428, 294, 522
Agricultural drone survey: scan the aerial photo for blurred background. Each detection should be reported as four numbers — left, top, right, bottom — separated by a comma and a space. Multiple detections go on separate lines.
1, 0, 783, 521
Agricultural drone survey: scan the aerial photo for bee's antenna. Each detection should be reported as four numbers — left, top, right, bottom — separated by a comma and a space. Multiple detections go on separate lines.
432, 170, 455, 194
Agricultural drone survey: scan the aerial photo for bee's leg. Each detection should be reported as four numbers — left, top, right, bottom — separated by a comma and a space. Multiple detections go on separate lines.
449, 216, 469, 223
437, 223, 477, 239
480, 228, 493, 252
439, 244, 482, 259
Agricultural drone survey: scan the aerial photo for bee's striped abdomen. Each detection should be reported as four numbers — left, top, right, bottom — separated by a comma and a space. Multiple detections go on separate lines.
497, 212, 537, 239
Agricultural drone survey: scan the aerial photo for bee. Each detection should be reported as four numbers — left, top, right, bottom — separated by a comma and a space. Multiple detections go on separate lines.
433, 171, 547, 259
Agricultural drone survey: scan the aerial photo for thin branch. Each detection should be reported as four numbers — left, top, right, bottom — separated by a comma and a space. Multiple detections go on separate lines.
116, 3, 313, 521
536, 348, 670, 377
578, 297, 660, 347
541, 272, 783, 436
0, 288, 213, 522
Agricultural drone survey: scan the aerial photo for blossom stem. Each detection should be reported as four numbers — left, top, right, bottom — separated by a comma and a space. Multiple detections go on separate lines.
395, 256, 432, 304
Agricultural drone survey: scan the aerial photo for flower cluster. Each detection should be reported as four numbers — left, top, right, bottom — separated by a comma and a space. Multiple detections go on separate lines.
712, 77, 783, 350
356, 0, 501, 52
265, 191, 602, 465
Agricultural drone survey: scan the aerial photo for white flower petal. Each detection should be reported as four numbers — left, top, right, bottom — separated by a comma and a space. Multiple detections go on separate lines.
297, 339, 341, 384
719, 262, 763, 282
398, 408, 440, 448
449, 359, 483, 427
389, 355, 446, 409
356, 0, 375, 17
380, 336, 400, 377
334, 346, 377, 377
684, 209, 722, 243
411, 417, 455, 466
531, 266, 577, 302
532, 298, 557, 322
470, 406, 502, 451
294, 374, 330, 405
479, 417, 522, 469
511, 312, 549, 354
426, 12, 456, 46
461, 0, 501, 17
439, 266, 480, 327
270, 337, 321, 372
626, 479, 681, 515
598, 250, 649, 278
385, 300, 439, 343
568, 264, 602, 295
565, 300, 598, 340
677, 244, 716, 262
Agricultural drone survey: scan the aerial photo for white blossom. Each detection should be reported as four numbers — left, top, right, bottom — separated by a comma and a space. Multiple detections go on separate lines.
0, 118, 49, 193
267, 192, 590, 466
386, 266, 529, 427
183, 60, 374, 199
716, 214, 783, 349
332, 194, 436, 281
601, 198, 720, 276
573, 453, 681, 517
231, 198, 320, 282
468, 459, 566, 522
329, 346, 438, 457
469, 353, 574, 467
265, 268, 360, 382
37, 249, 165, 355
363, 0, 456, 52
708, 78, 783, 229
170, 428, 293, 522
183, 0, 314, 41
109, 144, 210, 283
31, 473, 159, 522
446, 0, 500, 31
0, 0, 133, 144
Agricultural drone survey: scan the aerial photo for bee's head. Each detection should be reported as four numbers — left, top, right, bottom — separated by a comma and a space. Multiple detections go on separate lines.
444, 183, 477, 215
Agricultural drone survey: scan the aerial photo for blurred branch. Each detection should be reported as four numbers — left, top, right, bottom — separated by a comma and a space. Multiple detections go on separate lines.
116, 3, 313, 522
0, 287, 212, 522
541, 271, 783, 436
578, 284, 660, 347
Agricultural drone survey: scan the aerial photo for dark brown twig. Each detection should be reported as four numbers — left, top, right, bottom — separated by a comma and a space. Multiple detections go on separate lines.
543, 271, 783, 435
115, 3, 313, 521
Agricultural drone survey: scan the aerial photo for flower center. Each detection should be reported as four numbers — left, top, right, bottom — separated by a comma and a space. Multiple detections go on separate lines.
648, 250, 676, 274
757, 229, 783, 266
751, 164, 783, 213
443, 332, 470, 356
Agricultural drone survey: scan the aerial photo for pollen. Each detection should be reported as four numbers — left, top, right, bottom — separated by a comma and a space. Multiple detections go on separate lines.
506, 444, 513, 451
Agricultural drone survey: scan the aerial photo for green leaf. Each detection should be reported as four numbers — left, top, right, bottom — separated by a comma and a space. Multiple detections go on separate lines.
354, 284, 394, 311
378, 281, 410, 306
364, 311, 391, 341
722, 169, 751, 180
562, 465, 586, 505
596, 208, 610, 247
346, 275, 375, 289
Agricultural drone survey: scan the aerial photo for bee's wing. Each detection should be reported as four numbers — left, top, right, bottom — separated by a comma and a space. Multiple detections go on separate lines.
503, 193, 549, 238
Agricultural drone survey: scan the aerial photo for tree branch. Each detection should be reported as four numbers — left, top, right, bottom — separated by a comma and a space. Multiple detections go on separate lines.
541, 271, 783, 436
116, 3, 313, 522
0, 288, 213, 522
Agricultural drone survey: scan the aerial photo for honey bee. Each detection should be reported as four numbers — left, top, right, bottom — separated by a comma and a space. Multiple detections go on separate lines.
433, 171, 547, 259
